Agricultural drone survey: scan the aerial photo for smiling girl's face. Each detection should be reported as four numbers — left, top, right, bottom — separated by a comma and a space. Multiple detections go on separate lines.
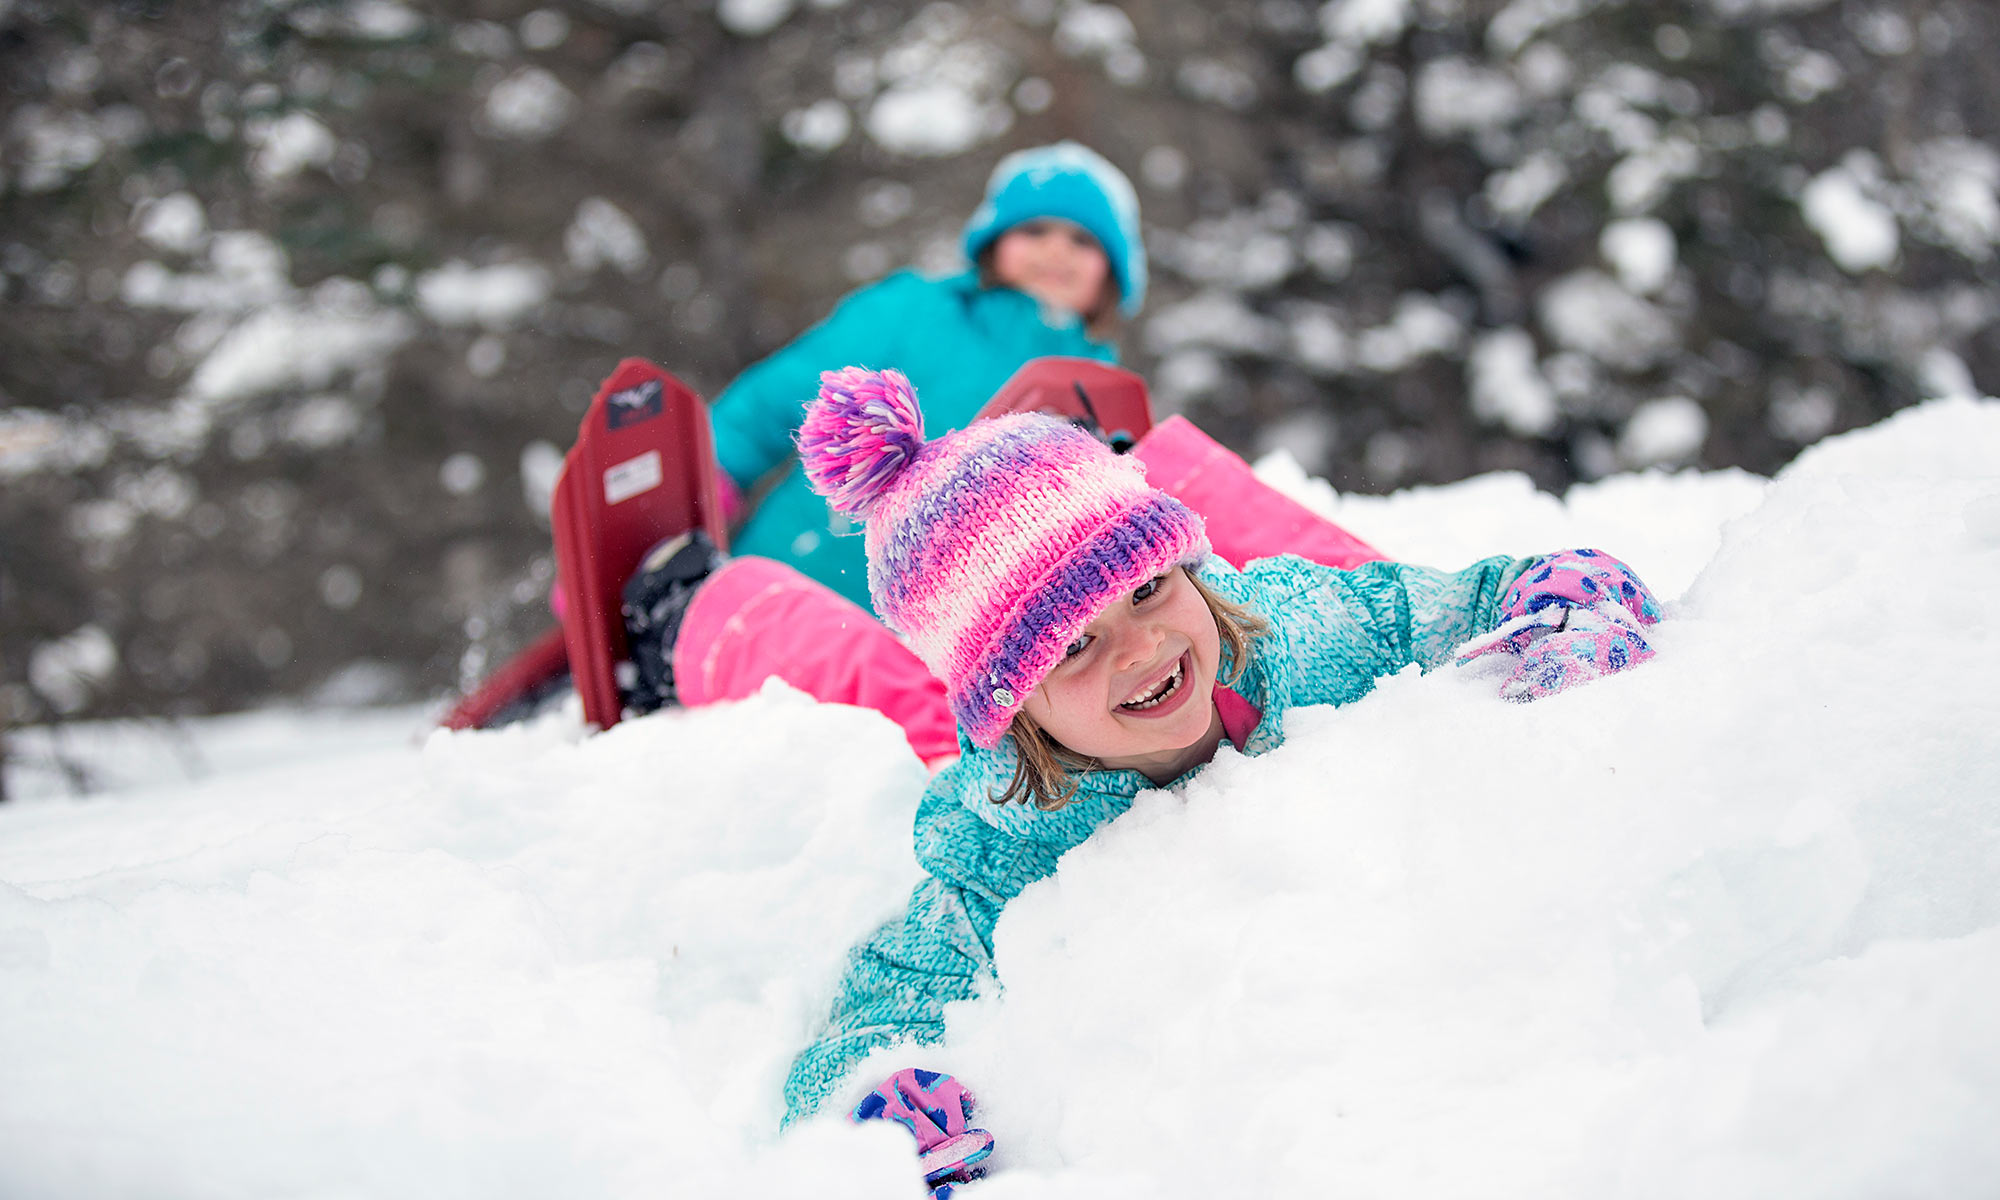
990, 218, 1114, 319
1022, 567, 1225, 784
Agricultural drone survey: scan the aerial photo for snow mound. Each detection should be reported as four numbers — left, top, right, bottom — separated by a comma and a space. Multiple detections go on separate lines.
949, 396, 2000, 1196
3, 398, 1997, 1198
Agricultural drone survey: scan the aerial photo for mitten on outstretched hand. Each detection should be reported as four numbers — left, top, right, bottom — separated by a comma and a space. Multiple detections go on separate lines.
1457, 549, 1662, 701
851, 1068, 994, 1196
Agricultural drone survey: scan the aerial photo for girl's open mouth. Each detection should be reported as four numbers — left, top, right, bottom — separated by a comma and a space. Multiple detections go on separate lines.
1119, 653, 1190, 714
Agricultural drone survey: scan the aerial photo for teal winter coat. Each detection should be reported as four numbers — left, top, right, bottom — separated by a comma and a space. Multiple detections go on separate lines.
781, 551, 1534, 1123
710, 269, 1118, 609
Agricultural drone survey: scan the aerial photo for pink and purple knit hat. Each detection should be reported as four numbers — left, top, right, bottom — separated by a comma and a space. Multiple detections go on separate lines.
798, 366, 1210, 748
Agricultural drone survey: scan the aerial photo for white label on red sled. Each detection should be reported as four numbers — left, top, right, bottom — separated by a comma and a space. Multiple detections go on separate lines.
604, 450, 663, 505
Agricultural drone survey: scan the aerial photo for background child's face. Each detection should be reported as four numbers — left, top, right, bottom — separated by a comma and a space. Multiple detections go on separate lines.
1023, 568, 1224, 784
992, 219, 1113, 318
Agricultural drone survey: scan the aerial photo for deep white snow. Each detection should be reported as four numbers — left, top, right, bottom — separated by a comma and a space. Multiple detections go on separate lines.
4, 398, 1998, 1199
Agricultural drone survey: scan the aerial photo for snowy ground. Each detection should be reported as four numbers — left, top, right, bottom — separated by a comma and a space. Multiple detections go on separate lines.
5, 399, 1998, 1199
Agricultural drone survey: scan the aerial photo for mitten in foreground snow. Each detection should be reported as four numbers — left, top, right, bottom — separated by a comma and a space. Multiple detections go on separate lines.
851, 1068, 994, 1195
1457, 548, 1661, 701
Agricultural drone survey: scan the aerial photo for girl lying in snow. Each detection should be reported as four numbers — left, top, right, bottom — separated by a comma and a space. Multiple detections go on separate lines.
631, 368, 1662, 1195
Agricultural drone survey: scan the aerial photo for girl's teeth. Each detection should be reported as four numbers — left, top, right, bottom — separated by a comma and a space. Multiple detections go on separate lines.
1123, 662, 1184, 710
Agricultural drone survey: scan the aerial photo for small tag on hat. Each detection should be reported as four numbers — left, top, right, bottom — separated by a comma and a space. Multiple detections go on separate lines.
992, 687, 1015, 707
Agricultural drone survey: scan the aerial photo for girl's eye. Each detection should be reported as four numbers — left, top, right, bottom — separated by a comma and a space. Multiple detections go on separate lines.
1062, 633, 1094, 661
1132, 575, 1166, 604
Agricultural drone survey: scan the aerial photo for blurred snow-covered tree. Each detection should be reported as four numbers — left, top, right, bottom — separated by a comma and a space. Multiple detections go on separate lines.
1, 0, 1993, 722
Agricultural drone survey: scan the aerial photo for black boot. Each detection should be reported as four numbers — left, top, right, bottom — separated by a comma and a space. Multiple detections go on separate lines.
619, 528, 723, 714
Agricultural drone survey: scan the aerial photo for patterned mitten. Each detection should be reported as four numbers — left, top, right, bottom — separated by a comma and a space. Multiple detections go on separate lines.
1504, 547, 1662, 626
1457, 549, 1661, 701
852, 1068, 995, 1194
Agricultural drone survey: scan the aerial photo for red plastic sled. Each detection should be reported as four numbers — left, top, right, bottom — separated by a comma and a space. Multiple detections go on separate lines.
976, 357, 1154, 449
438, 625, 569, 731
440, 359, 727, 731
977, 357, 1383, 571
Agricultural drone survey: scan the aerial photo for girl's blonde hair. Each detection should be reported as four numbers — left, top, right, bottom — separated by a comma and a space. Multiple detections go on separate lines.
997, 569, 1268, 812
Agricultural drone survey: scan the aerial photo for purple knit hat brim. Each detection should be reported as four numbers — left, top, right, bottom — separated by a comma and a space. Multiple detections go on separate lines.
954, 491, 1209, 748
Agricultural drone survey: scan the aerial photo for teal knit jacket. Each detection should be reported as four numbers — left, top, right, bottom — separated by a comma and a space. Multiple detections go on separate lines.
710, 269, 1117, 609
781, 551, 1533, 1124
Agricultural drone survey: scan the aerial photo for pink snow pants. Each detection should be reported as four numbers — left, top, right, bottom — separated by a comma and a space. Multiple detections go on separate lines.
674, 555, 962, 765
672, 417, 1383, 767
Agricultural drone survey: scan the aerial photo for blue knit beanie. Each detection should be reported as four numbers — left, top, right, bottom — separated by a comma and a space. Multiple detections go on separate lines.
961, 141, 1147, 317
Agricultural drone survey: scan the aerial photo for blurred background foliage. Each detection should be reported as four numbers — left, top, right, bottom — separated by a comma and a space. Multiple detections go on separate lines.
2, 0, 1996, 729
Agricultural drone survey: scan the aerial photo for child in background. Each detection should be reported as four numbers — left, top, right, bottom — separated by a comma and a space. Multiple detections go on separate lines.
618, 146, 1381, 736
739, 368, 1661, 1195
708, 141, 1146, 609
